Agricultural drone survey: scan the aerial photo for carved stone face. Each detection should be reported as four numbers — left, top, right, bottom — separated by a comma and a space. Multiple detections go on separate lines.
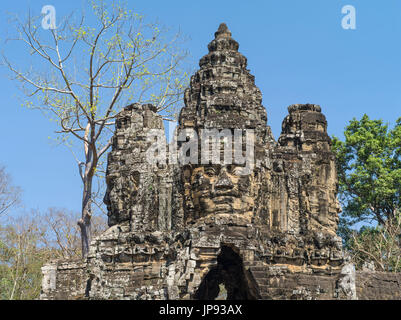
183, 164, 258, 221
104, 171, 140, 225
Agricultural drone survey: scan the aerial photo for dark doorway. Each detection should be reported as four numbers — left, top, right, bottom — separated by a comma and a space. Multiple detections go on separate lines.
194, 246, 259, 300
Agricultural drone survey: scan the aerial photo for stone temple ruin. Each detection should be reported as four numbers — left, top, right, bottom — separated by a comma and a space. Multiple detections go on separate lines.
41, 23, 401, 300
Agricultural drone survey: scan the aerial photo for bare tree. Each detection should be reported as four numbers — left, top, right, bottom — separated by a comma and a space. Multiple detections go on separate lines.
40, 208, 107, 260
349, 208, 401, 272
0, 208, 107, 299
3, 1, 188, 257
0, 167, 21, 217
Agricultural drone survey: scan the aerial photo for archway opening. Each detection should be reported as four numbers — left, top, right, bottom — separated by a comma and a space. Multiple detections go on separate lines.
194, 246, 259, 300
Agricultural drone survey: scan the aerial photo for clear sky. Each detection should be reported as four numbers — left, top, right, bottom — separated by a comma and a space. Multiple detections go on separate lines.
0, 0, 400, 215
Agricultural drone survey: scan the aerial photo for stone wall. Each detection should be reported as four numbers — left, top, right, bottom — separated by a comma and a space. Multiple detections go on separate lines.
41, 260, 87, 300
356, 271, 401, 300
41, 256, 401, 300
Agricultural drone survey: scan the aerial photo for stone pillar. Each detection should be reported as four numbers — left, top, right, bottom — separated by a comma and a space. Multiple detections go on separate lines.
40, 263, 57, 299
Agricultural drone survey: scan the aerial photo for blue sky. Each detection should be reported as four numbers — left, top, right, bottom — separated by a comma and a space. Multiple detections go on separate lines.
0, 0, 400, 215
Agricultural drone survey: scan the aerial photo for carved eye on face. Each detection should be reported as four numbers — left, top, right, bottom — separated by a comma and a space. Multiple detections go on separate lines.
204, 166, 217, 177
226, 164, 234, 173
227, 164, 245, 176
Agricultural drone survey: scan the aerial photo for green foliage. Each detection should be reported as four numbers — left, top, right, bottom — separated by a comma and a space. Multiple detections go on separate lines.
332, 114, 401, 227
0, 222, 54, 300
0, 210, 107, 300
332, 114, 401, 271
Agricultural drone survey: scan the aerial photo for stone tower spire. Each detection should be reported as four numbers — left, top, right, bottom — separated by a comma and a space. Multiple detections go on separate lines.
178, 23, 274, 145
214, 23, 231, 39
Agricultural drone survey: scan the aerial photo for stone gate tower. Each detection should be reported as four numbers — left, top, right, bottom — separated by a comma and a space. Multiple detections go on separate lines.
40, 23, 401, 300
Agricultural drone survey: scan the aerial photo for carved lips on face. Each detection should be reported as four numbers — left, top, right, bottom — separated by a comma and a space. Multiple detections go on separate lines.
186, 164, 256, 218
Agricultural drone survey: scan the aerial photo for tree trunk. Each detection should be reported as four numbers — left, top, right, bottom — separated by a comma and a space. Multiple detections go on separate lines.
78, 174, 93, 258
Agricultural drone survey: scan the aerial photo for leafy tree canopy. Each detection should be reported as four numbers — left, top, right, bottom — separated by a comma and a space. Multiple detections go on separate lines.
332, 114, 401, 229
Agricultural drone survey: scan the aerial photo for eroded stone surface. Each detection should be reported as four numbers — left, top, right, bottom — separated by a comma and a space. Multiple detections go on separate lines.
40, 23, 401, 300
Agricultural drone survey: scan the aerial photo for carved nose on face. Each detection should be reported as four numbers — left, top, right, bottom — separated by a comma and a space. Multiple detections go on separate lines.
215, 169, 234, 190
